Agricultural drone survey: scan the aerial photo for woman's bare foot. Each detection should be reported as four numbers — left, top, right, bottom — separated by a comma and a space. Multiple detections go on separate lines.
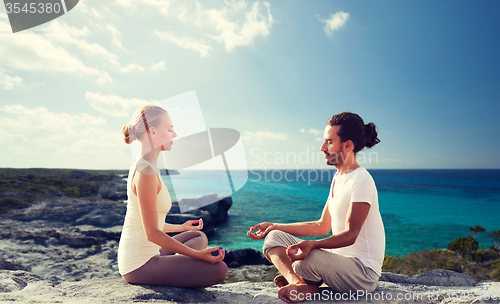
274, 275, 289, 287
277, 283, 319, 303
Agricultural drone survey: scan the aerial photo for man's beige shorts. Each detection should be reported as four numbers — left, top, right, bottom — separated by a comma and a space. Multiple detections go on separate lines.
263, 230, 380, 293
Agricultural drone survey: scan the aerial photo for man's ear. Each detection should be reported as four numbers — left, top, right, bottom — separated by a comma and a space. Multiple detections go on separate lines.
344, 140, 354, 152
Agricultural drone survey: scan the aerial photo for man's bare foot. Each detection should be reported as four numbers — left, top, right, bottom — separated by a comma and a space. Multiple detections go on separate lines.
277, 283, 319, 303
274, 275, 289, 287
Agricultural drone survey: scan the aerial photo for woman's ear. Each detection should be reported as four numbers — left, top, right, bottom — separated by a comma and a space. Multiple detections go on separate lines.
148, 126, 156, 135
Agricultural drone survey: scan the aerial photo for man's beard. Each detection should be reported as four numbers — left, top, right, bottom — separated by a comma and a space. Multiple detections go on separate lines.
325, 148, 344, 166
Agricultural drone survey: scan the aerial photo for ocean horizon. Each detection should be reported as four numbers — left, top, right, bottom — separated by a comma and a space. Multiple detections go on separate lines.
162, 168, 500, 257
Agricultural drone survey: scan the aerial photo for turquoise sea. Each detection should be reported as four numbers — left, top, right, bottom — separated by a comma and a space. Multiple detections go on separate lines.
163, 169, 500, 257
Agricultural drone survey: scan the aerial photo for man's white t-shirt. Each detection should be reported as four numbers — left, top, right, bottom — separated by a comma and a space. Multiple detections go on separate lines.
327, 167, 385, 276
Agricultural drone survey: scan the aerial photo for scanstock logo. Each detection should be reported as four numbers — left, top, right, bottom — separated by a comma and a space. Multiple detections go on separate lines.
3, 0, 79, 33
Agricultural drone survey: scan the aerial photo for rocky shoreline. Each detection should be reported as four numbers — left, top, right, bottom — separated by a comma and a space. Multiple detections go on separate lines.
2, 197, 500, 304
0, 194, 268, 283
1, 268, 500, 303
1, 170, 500, 303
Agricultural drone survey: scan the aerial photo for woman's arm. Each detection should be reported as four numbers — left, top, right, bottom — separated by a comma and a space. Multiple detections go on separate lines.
135, 169, 223, 263
162, 219, 204, 233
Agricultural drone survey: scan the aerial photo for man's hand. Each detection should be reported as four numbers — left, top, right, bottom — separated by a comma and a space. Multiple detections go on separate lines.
286, 240, 314, 261
247, 222, 276, 240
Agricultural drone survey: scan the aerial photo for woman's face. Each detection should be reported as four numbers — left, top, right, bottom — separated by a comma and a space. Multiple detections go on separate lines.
152, 113, 177, 151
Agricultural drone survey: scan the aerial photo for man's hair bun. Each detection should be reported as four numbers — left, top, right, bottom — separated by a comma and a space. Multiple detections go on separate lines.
364, 123, 380, 149
327, 112, 380, 154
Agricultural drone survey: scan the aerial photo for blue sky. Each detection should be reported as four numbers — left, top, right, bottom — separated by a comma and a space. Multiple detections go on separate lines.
1, 0, 499, 170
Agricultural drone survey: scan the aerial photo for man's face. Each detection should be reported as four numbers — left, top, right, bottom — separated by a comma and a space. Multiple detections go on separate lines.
320, 125, 345, 166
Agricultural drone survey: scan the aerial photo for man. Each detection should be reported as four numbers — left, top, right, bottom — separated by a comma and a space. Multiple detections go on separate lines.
248, 112, 385, 303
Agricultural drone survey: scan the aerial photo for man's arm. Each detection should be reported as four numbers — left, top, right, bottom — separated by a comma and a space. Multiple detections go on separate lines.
286, 202, 370, 260
247, 200, 332, 239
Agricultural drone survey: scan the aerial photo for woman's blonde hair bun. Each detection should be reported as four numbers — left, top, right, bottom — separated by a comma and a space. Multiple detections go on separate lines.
122, 124, 138, 144
122, 105, 168, 144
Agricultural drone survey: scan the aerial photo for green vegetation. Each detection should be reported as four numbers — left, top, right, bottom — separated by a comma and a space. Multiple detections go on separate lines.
0, 168, 127, 214
447, 236, 478, 257
487, 230, 500, 249
469, 225, 486, 238
383, 226, 500, 282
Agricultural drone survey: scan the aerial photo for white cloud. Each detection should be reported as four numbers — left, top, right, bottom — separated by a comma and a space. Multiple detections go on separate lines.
0, 20, 111, 85
114, 0, 174, 16
300, 127, 323, 136
65, 127, 124, 158
300, 127, 324, 141
95, 72, 113, 85
85, 91, 153, 117
7, 144, 37, 156
155, 31, 212, 57
0, 68, 24, 90
0, 105, 129, 168
75, 1, 102, 18
105, 24, 129, 52
89, 7, 102, 19
142, 0, 174, 15
307, 127, 323, 136
114, 0, 133, 6
118, 64, 146, 73
176, 4, 189, 22
318, 11, 349, 38
77, 113, 109, 126
203, 1, 274, 52
111, 37, 126, 51
153, 1, 274, 56
149, 61, 166, 72
243, 131, 288, 142
44, 21, 144, 73
106, 24, 121, 37
0, 104, 106, 146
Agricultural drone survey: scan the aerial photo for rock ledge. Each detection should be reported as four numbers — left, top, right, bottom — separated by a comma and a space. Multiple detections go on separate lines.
1, 269, 499, 304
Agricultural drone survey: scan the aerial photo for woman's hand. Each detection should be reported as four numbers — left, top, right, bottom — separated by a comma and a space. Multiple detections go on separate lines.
182, 218, 203, 231
196, 247, 225, 264
247, 222, 276, 240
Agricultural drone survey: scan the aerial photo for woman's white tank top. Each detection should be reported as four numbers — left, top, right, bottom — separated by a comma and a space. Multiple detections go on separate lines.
117, 158, 171, 276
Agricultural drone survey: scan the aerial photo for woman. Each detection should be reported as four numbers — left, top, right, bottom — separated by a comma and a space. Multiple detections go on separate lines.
118, 105, 227, 287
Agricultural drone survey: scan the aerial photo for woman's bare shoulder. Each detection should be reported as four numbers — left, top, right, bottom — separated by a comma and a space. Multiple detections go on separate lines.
135, 159, 157, 177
